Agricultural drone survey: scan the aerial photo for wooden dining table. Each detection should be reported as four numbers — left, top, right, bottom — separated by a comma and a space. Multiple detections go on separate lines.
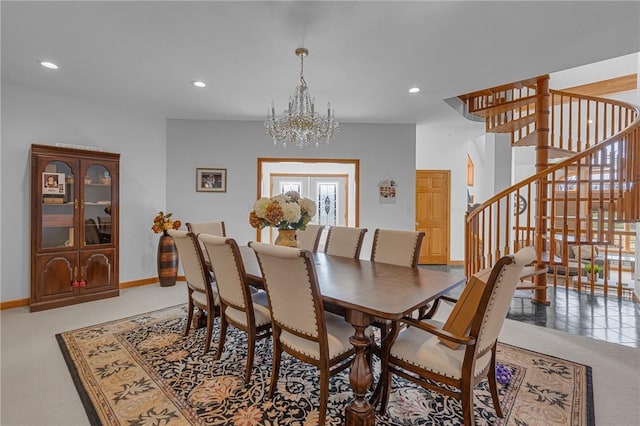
238, 246, 466, 425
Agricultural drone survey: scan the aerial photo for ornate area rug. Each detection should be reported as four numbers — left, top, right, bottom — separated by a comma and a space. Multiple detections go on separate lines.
57, 305, 594, 425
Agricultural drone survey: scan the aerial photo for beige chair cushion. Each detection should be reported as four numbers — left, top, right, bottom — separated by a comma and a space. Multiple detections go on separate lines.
280, 311, 355, 360
325, 226, 366, 258
297, 224, 324, 252
439, 267, 492, 349
371, 229, 423, 267
225, 290, 271, 328
391, 319, 492, 380
188, 221, 225, 237
571, 245, 593, 260
200, 234, 245, 308
191, 287, 219, 308
252, 243, 319, 337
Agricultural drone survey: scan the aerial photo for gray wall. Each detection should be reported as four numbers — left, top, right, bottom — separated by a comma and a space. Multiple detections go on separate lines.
0, 86, 416, 303
165, 119, 416, 259
1, 83, 167, 302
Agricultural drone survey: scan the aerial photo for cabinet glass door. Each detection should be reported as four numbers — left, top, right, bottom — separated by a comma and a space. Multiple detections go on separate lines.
41, 160, 75, 249
83, 164, 112, 246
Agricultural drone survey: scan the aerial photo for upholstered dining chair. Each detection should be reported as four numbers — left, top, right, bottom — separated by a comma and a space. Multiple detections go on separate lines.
168, 230, 220, 354
186, 221, 226, 237
369, 229, 426, 337
296, 224, 325, 252
379, 246, 536, 425
370, 228, 425, 267
250, 242, 358, 425
186, 221, 226, 255
199, 234, 272, 384
84, 218, 102, 245
324, 226, 368, 259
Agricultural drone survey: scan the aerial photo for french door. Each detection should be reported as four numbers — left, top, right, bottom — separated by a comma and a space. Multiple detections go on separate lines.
270, 174, 349, 227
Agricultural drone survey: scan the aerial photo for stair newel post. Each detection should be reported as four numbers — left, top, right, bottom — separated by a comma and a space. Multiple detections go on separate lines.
534, 75, 551, 305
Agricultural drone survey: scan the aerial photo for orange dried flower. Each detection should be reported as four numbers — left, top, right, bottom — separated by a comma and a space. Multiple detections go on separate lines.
151, 211, 181, 234
264, 203, 284, 225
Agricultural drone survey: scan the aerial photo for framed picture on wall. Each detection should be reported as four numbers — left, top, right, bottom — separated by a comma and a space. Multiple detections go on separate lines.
196, 168, 227, 193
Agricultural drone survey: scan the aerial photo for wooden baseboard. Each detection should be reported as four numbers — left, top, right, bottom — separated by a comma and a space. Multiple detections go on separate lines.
0, 298, 30, 310
449, 260, 464, 266
1, 276, 187, 310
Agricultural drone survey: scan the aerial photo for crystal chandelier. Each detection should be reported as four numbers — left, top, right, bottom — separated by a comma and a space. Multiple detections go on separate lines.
265, 48, 339, 148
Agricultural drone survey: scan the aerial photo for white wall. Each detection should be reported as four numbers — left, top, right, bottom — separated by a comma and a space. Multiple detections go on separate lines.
416, 115, 485, 262
1, 84, 167, 302
165, 119, 416, 259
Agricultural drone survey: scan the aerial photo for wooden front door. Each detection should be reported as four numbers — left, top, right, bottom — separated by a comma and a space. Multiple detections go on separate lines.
416, 170, 450, 264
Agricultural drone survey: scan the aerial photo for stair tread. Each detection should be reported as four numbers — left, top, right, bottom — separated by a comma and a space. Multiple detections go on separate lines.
513, 132, 538, 146
547, 146, 576, 159
487, 114, 536, 133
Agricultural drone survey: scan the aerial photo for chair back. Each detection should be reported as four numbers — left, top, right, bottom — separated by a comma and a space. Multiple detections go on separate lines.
471, 246, 536, 355
187, 221, 226, 255
324, 226, 368, 259
97, 216, 112, 234
186, 221, 226, 237
370, 228, 425, 267
199, 234, 249, 312
297, 224, 325, 252
85, 218, 101, 244
168, 230, 214, 304
250, 242, 324, 340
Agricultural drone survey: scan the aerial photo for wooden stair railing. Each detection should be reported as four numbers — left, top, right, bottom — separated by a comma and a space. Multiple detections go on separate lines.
463, 77, 640, 303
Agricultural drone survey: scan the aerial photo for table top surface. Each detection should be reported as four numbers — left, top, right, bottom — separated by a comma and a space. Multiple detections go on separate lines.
239, 246, 466, 321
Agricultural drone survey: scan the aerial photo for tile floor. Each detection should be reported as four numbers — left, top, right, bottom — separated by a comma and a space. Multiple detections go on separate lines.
425, 265, 640, 348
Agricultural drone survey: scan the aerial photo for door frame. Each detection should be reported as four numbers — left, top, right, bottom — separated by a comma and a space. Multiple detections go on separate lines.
256, 158, 360, 242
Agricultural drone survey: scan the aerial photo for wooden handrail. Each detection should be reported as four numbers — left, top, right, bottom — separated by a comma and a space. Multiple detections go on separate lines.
464, 81, 640, 302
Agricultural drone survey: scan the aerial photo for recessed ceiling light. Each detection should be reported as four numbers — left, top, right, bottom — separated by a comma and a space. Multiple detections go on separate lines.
408, 87, 420, 94
191, 81, 206, 88
37, 60, 58, 70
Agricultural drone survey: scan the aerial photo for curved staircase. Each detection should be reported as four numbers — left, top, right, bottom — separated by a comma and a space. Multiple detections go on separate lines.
460, 75, 640, 303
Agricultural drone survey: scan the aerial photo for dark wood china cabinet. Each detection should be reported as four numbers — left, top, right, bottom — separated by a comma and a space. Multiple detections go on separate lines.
30, 144, 119, 312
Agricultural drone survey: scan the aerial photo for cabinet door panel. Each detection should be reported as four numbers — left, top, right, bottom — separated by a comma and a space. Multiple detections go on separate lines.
80, 160, 117, 248
80, 250, 114, 293
36, 156, 79, 251
35, 253, 77, 299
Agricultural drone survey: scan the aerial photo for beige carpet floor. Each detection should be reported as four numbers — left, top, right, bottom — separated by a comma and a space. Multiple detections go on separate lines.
1, 283, 638, 425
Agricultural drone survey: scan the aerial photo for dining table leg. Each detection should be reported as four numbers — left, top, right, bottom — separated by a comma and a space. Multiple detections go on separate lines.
345, 310, 375, 426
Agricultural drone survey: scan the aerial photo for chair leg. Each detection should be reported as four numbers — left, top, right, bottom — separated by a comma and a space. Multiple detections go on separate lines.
318, 367, 329, 426
245, 331, 256, 385
488, 356, 504, 418
379, 364, 392, 413
216, 314, 228, 360
269, 334, 282, 399
184, 298, 194, 337
461, 382, 475, 426
203, 307, 215, 354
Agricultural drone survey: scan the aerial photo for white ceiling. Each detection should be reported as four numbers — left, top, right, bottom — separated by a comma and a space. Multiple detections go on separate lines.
2, 1, 639, 124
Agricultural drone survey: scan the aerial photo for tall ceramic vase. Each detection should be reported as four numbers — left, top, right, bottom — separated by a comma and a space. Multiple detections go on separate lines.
274, 229, 299, 248
157, 230, 179, 287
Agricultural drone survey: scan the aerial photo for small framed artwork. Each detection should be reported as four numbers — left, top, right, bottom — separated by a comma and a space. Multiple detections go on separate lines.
196, 168, 227, 193
43, 172, 66, 195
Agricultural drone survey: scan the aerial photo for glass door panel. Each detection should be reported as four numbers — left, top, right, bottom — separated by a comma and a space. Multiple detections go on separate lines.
41, 160, 75, 249
84, 164, 112, 245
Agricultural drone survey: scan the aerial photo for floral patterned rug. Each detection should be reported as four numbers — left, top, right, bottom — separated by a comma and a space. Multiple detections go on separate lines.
56, 304, 594, 425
